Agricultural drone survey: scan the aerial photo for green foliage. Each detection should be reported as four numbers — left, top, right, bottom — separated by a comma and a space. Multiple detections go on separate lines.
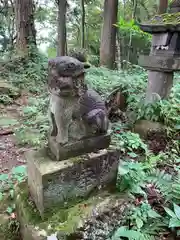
116, 18, 151, 43
0, 165, 27, 193
129, 202, 161, 229
111, 130, 148, 154
14, 95, 49, 147
1, 52, 48, 92
115, 18, 151, 65
164, 203, 180, 229
117, 160, 147, 195
0, 166, 26, 239
86, 66, 180, 135
112, 226, 155, 240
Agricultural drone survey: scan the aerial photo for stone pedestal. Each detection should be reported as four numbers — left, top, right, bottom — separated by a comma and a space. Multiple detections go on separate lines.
15, 181, 129, 240
48, 134, 111, 161
27, 148, 119, 217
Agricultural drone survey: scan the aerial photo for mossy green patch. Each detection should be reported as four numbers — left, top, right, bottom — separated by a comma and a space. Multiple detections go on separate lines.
15, 182, 42, 224
15, 182, 118, 236
0, 194, 20, 240
69, 155, 87, 163
147, 12, 180, 25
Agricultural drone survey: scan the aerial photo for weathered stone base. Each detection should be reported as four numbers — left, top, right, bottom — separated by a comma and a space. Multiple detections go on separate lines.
48, 134, 111, 161
138, 55, 180, 72
15, 182, 130, 240
26, 148, 119, 217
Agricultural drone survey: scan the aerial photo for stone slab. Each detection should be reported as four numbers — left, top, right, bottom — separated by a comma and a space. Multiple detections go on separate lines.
15, 182, 130, 240
27, 148, 119, 217
138, 22, 180, 34
48, 134, 111, 161
138, 55, 180, 72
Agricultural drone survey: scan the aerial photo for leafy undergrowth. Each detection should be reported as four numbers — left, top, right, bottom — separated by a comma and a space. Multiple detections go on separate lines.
113, 136, 180, 239
0, 165, 27, 240
0, 55, 180, 239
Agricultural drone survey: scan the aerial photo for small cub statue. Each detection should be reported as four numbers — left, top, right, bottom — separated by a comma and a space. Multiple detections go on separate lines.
74, 89, 109, 134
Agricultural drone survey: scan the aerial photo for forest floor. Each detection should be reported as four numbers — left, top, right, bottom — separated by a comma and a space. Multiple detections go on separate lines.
0, 93, 32, 173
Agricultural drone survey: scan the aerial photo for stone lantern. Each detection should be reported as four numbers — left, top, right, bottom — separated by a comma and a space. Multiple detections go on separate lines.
138, 0, 180, 103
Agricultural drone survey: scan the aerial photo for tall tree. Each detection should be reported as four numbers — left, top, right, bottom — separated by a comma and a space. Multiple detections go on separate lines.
158, 0, 168, 14
57, 0, 67, 56
100, 0, 118, 69
81, 0, 85, 48
15, 0, 36, 54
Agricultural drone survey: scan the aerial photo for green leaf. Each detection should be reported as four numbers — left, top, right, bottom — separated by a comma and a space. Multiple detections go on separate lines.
6, 206, 13, 214
112, 226, 143, 240
136, 217, 143, 229
147, 209, 161, 218
131, 185, 146, 196
173, 203, 180, 220
164, 207, 176, 218
0, 174, 8, 181
128, 152, 138, 158
12, 165, 27, 175
118, 165, 129, 175
169, 218, 180, 228
0, 192, 3, 201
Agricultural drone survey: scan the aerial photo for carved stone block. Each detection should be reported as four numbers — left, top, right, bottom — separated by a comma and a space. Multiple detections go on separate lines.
48, 134, 111, 161
27, 148, 120, 217
152, 33, 169, 46
151, 32, 180, 56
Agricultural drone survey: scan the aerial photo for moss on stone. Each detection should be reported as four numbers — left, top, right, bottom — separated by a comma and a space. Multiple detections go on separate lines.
146, 12, 180, 25
0, 194, 21, 240
15, 182, 42, 224
68, 155, 86, 163
15, 181, 118, 237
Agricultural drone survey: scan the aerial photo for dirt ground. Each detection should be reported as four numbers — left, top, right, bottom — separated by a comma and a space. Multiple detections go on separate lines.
0, 95, 29, 173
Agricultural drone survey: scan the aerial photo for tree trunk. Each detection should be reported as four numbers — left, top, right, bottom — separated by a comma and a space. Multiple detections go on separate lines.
116, 30, 121, 70
127, 0, 137, 62
100, 0, 118, 69
158, 0, 168, 14
15, 0, 36, 54
57, 0, 67, 56
81, 0, 85, 49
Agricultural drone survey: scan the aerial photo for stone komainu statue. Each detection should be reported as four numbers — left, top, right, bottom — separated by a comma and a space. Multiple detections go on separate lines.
48, 56, 109, 146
